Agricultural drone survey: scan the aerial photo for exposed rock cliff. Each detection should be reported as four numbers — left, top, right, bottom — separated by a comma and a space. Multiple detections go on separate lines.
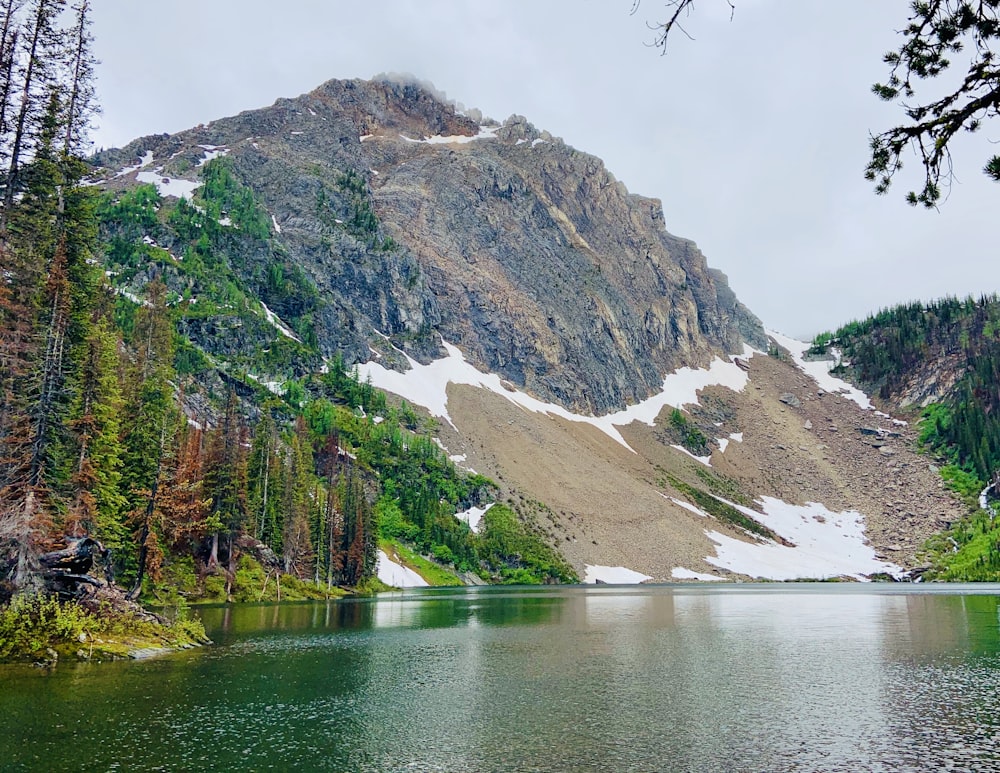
94, 76, 764, 414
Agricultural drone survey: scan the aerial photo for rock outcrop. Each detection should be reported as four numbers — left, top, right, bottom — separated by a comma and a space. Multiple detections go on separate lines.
94, 76, 764, 414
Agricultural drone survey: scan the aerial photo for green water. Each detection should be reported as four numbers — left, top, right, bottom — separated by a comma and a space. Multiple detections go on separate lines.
4, 584, 1000, 772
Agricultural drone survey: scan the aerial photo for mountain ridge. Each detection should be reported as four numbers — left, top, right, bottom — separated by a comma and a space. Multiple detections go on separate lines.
93, 75, 765, 415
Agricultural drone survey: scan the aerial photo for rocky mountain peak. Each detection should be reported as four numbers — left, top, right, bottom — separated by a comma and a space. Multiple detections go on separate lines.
94, 76, 766, 414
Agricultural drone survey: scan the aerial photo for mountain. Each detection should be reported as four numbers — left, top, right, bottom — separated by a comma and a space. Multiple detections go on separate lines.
94, 75, 764, 415
87, 76, 968, 585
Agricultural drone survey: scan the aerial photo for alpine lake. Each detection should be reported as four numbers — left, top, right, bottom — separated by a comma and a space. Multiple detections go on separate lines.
3, 584, 1000, 772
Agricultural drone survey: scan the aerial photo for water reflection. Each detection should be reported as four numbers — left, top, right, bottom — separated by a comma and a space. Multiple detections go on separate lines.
4, 585, 1000, 772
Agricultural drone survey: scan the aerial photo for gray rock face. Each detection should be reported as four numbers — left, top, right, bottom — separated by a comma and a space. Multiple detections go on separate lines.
96, 76, 766, 413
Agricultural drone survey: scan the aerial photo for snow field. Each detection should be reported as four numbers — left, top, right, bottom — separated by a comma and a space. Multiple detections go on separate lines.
455, 503, 494, 534
583, 565, 652, 584
136, 169, 202, 200
376, 550, 429, 588
357, 338, 756, 451
703, 496, 903, 581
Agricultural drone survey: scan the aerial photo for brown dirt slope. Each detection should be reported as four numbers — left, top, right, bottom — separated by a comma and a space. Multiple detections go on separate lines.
439, 345, 964, 581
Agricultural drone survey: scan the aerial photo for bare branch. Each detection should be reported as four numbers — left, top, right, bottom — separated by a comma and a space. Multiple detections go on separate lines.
633, 0, 735, 54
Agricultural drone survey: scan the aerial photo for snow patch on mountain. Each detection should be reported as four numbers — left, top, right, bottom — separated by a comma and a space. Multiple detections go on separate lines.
197, 144, 230, 166
704, 496, 903, 581
398, 125, 500, 145
583, 565, 652, 584
115, 150, 154, 178
260, 302, 302, 342
357, 339, 756, 452
376, 550, 428, 588
455, 503, 494, 534
136, 169, 201, 200
671, 445, 712, 467
768, 330, 874, 410
669, 497, 709, 518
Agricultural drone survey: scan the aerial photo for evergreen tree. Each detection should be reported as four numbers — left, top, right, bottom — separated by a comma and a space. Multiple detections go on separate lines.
203, 388, 247, 595
60, 0, 96, 157
120, 280, 178, 599
321, 432, 345, 588
281, 417, 313, 577
1, 0, 66, 217
65, 316, 126, 545
246, 413, 282, 547
0, 0, 25, 164
339, 462, 375, 586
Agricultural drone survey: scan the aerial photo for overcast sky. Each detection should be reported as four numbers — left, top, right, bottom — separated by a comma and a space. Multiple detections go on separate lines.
89, 1, 997, 339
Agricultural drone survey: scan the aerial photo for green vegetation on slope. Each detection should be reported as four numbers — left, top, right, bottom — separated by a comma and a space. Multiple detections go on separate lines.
812, 295, 1000, 481
812, 295, 1000, 579
664, 474, 780, 543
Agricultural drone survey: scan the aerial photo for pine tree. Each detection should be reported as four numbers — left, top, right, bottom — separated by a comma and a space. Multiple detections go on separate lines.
247, 413, 282, 546
338, 463, 375, 586
65, 317, 125, 545
281, 417, 313, 577
311, 480, 326, 585
12, 83, 100, 502
325, 480, 344, 588
120, 280, 178, 599
0, 0, 25, 165
203, 388, 247, 595
321, 432, 345, 588
60, 0, 96, 157
1, 0, 66, 217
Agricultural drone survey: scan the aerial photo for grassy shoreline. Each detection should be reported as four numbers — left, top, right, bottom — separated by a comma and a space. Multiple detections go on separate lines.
0, 593, 210, 665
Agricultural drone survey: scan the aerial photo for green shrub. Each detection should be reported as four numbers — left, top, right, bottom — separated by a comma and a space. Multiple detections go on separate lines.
0, 594, 208, 662
202, 573, 228, 602
475, 504, 577, 583
0, 595, 88, 659
232, 555, 269, 602
940, 464, 984, 504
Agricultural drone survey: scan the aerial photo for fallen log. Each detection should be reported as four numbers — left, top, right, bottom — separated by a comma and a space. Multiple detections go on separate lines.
40, 537, 112, 599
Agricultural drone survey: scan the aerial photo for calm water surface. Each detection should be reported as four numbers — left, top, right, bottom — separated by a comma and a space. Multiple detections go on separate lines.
3, 584, 1000, 772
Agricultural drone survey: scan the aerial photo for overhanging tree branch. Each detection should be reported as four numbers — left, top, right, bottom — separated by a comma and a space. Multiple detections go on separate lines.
636, 0, 1000, 206
631, 0, 733, 54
